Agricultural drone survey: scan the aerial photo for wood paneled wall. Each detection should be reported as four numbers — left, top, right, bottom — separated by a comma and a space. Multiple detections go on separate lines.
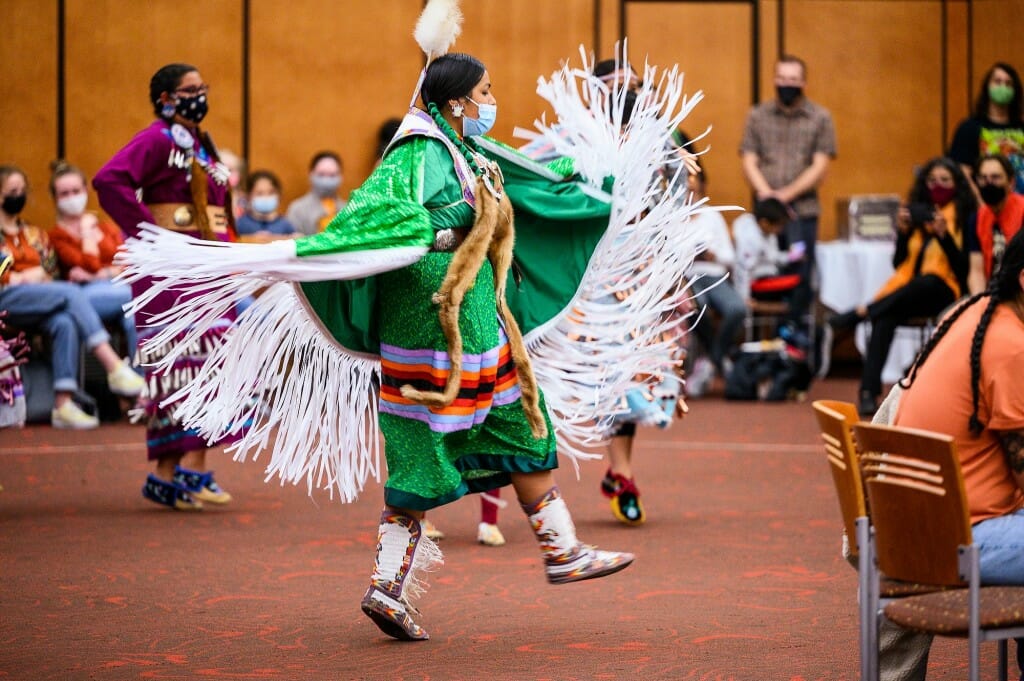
627, 1, 754, 215
2, 0, 1023, 241
2, 1, 57, 228
784, 0, 946, 239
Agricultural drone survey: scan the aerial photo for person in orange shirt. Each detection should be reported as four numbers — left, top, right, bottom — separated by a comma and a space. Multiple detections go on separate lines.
828, 157, 974, 416
0, 165, 143, 428
878, 226, 1024, 681
48, 161, 136, 360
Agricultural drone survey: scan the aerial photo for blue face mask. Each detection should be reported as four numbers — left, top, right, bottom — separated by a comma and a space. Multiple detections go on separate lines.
462, 99, 497, 137
251, 195, 279, 214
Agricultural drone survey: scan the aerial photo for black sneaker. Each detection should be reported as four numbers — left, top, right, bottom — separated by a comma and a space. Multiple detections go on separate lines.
858, 391, 878, 418
828, 310, 863, 331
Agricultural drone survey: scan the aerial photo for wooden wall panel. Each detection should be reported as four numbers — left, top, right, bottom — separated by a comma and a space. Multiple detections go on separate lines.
249, 0, 421, 204
454, 1, 596, 155
785, 1, 944, 241
250, 1, 594, 205
758, 0, 780, 102
598, 0, 623, 56
626, 1, 754, 218
945, 0, 970, 141
63, 0, 244, 209
970, 0, 1024, 103
1, 1, 57, 228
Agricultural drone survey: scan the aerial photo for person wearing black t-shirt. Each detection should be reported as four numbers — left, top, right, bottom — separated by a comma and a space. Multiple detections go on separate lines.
949, 62, 1024, 198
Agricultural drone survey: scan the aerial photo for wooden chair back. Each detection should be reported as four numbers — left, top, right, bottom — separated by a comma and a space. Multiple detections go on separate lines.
853, 422, 972, 587
812, 400, 865, 556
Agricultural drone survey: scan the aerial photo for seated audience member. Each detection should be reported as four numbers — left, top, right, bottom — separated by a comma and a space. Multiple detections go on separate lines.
375, 118, 403, 166
967, 153, 1024, 294
235, 170, 297, 242
218, 148, 248, 220
686, 169, 747, 379
47, 161, 137, 359
829, 157, 974, 416
731, 197, 798, 303
0, 165, 143, 428
879, 227, 1024, 681
286, 150, 345, 236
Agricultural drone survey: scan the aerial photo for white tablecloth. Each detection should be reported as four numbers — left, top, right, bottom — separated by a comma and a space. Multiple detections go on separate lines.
817, 240, 924, 383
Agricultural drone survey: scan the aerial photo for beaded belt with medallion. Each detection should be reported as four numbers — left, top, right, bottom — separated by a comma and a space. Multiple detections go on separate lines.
148, 203, 230, 235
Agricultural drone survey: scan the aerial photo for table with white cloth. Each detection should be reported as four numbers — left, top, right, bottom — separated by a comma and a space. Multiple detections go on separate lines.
817, 239, 926, 384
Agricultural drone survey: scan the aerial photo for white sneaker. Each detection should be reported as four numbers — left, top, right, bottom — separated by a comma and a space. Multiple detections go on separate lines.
51, 400, 99, 429
107, 360, 145, 398
477, 522, 506, 547
687, 357, 715, 398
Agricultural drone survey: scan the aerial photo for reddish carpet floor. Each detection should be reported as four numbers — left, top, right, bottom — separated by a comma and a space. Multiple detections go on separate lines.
0, 377, 1006, 680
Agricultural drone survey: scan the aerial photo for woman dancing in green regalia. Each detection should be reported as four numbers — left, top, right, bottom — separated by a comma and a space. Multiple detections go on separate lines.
118, 9, 708, 639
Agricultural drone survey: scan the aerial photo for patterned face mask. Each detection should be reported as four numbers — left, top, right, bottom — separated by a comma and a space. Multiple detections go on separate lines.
176, 94, 208, 124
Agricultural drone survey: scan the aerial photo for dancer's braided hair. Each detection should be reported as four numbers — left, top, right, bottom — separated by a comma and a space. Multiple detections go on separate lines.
426, 102, 481, 176
421, 53, 488, 177
900, 228, 1024, 434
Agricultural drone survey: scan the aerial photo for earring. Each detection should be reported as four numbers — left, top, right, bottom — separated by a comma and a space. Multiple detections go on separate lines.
161, 101, 176, 118
451, 103, 464, 118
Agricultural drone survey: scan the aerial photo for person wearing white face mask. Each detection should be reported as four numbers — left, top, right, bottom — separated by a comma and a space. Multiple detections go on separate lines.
285, 150, 346, 236
236, 169, 297, 243
48, 160, 137, 364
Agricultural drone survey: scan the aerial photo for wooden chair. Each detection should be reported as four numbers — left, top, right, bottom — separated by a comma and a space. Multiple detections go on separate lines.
814, 401, 957, 679
854, 422, 1024, 681
812, 399, 875, 680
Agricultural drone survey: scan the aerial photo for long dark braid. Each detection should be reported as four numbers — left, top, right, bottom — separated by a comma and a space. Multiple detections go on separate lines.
901, 228, 1024, 434
426, 102, 482, 176
898, 293, 984, 389
967, 293, 1002, 433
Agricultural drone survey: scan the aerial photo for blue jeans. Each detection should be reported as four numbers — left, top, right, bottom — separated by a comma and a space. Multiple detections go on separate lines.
689, 274, 747, 370
79, 280, 137, 359
878, 509, 1024, 681
973, 509, 1024, 584
0, 282, 110, 392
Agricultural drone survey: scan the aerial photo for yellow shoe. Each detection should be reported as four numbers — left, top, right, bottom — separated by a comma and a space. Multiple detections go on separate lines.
477, 522, 506, 547
107, 360, 145, 398
51, 400, 99, 429
420, 518, 445, 541
173, 466, 233, 505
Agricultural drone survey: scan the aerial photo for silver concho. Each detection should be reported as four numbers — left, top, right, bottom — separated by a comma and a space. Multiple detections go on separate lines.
172, 205, 194, 227
170, 123, 195, 149
433, 229, 457, 252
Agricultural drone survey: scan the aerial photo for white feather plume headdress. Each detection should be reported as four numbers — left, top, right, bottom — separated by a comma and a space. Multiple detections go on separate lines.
409, 0, 463, 107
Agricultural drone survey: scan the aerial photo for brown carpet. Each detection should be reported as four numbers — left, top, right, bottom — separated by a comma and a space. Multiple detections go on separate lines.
0, 378, 997, 680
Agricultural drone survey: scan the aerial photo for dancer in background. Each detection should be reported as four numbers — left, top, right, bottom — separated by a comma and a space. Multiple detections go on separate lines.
94, 63, 242, 510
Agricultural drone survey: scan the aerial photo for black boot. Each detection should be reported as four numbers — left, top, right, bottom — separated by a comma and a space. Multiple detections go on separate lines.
858, 390, 878, 418
828, 310, 863, 331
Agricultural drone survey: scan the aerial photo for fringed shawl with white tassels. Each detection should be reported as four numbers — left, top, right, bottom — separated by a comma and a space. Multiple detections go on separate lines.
116, 49, 717, 502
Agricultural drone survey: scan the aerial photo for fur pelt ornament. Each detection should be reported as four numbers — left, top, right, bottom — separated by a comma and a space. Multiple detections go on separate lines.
398, 167, 548, 440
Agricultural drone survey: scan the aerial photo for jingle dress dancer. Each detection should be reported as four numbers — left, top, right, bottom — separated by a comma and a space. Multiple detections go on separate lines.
94, 63, 242, 511
116, 6, 706, 640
